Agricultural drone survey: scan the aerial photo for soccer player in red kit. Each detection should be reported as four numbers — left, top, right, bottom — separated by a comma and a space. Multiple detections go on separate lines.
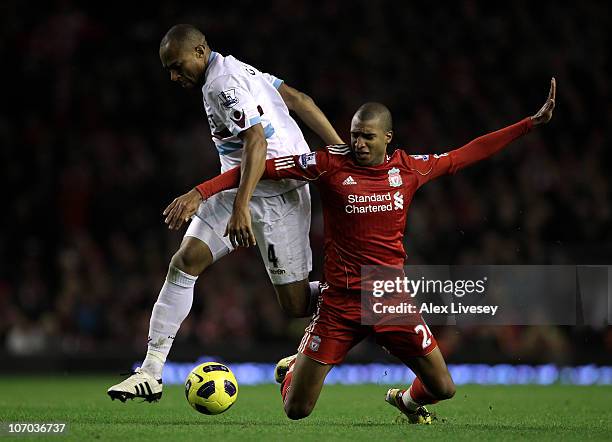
165, 78, 556, 423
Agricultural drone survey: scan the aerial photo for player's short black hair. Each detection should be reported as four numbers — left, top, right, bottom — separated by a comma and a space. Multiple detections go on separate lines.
160, 24, 207, 50
354, 102, 393, 132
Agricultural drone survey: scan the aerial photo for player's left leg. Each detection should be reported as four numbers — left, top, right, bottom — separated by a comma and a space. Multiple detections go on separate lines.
279, 286, 366, 420
281, 353, 333, 420
250, 185, 318, 317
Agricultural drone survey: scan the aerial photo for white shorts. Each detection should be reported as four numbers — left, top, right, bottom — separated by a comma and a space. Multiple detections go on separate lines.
185, 185, 312, 285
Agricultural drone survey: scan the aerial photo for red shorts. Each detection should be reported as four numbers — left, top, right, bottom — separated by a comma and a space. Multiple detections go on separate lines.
298, 285, 437, 365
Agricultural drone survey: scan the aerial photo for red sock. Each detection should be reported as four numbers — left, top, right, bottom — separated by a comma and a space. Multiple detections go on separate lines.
281, 360, 296, 403
408, 377, 439, 405
281, 371, 293, 403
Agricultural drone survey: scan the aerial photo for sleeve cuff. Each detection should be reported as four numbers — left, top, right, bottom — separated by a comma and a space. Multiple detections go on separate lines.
231, 115, 262, 136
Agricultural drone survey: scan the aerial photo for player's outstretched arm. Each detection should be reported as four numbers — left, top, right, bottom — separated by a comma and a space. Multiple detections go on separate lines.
162, 126, 266, 236
163, 152, 328, 230
162, 166, 242, 231
432, 77, 557, 176
279, 83, 344, 145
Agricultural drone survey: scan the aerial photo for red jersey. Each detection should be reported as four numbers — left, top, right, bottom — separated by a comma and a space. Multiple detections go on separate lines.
197, 118, 533, 291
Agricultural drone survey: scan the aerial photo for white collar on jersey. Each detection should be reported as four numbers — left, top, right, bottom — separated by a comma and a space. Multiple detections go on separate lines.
204, 51, 219, 81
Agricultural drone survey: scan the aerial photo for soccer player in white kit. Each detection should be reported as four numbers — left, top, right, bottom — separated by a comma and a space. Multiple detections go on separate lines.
107, 24, 343, 402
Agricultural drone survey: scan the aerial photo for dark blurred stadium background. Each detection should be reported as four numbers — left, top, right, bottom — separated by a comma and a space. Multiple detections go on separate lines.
1, 1, 610, 374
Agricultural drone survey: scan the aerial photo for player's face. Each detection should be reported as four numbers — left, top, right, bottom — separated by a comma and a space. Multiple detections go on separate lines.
350, 117, 393, 166
160, 43, 207, 89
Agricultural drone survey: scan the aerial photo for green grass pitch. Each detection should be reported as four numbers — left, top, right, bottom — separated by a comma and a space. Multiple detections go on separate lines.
1, 376, 611, 441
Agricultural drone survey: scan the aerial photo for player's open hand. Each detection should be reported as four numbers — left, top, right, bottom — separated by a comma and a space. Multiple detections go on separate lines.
163, 188, 203, 230
224, 206, 256, 248
531, 77, 556, 126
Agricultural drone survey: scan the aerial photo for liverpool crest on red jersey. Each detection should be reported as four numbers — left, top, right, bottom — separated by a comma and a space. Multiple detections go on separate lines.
388, 167, 402, 187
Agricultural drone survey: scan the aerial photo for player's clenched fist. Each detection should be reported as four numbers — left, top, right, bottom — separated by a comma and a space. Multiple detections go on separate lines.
531, 77, 556, 126
163, 188, 203, 230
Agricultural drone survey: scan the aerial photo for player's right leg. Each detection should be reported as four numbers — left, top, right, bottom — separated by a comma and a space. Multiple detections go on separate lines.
139, 236, 213, 377
108, 193, 235, 402
377, 326, 455, 423
384, 347, 455, 424
404, 346, 456, 403
107, 236, 213, 402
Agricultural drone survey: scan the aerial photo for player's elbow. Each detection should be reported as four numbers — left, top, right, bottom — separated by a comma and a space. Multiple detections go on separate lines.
247, 137, 267, 155
252, 139, 268, 168
241, 128, 268, 157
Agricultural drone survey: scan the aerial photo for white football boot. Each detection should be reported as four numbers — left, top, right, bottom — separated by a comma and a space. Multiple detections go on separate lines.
385, 388, 432, 424
107, 367, 162, 402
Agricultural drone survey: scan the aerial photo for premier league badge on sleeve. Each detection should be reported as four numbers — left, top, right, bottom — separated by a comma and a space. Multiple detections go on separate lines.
218, 89, 239, 109
388, 167, 402, 187
298, 152, 317, 169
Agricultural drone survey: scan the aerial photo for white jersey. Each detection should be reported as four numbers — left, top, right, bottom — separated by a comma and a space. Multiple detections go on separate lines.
202, 52, 310, 197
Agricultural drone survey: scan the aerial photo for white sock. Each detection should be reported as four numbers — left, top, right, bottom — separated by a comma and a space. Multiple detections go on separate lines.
307, 281, 321, 315
401, 386, 421, 412
141, 266, 197, 378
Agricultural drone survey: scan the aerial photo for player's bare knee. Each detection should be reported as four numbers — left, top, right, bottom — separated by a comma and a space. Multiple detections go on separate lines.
170, 252, 196, 276
170, 244, 211, 276
284, 401, 313, 420
432, 379, 456, 400
283, 394, 315, 420
443, 381, 456, 399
